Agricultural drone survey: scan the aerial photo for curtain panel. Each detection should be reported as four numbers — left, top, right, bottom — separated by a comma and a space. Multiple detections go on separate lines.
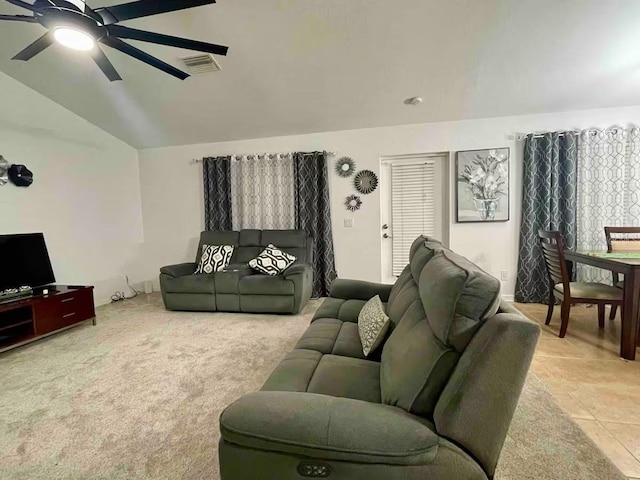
230, 154, 295, 230
576, 127, 640, 283
293, 152, 337, 298
203, 156, 233, 231
515, 132, 578, 303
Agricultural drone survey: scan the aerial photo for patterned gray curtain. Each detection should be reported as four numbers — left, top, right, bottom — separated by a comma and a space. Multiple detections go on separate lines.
576, 127, 640, 283
515, 132, 578, 303
293, 152, 337, 297
203, 156, 233, 231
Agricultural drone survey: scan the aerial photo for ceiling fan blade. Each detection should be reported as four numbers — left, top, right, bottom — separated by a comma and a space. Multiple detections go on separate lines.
95, 0, 216, 25
0, 14, 37, 22
101, 36, 189, 80
106, 25, 228, 56
4, 0, 37, 12
12, 32, 53, 61
91, 46, 122, 82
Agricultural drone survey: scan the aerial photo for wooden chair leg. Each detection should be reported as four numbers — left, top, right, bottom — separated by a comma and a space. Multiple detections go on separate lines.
559, 301, 571, 338
545, 291, 555, 326
598, 304, 605, 329
610, 305, 618, 320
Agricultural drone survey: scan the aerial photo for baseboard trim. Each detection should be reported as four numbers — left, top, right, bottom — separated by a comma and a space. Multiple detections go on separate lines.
501, 294, 514, 302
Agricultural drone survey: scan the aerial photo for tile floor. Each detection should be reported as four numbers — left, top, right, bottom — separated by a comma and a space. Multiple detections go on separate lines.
514, 302, 640, 479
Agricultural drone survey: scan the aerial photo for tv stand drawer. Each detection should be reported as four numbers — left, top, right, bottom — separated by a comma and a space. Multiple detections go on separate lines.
33, 289, 95, 335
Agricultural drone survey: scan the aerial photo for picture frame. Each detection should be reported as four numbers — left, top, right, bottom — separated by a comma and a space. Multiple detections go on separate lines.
455, 148, 510, 223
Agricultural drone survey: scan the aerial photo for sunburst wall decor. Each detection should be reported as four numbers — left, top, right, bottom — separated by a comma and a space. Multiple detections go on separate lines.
354, 170, 378, 194
345, 194, 362, 211
335, 157, 356, 177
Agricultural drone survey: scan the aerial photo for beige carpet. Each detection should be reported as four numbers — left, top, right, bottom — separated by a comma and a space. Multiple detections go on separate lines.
0, 294, 626, 480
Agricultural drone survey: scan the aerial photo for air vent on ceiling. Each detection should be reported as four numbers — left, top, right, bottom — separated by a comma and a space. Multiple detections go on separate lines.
180, 54, 221, 75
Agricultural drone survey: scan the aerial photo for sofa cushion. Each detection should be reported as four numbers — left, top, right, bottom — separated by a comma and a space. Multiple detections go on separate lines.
312, 297, 368, 323
220, 391, 440, 465
195, 244, 234, 274
239, 229, 262, 246
235, 246, 262, 263
380, 239, 501, 418
249, 245, 296, 276
162, 274, 216, 294
239, 275, 295, 295
262, 230, 308, 248
262, 350, 381, 403
386, 236, 441, 327
420, 249, 501, 352
214, 266, 253, 294
358, 295, 390, 357
308, 355, 381, 403
295, 318, 367, 359
197, 231, 240, 264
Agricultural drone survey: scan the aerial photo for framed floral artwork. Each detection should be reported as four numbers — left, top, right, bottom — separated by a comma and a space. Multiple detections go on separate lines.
455, 148, 510, 223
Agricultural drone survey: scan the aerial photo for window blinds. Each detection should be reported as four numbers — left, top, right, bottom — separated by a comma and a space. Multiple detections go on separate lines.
391, 160, 437, 276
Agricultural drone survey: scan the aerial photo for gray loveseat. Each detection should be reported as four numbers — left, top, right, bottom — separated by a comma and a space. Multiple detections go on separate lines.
218, 236, 540, 479
159, 230, 313, 314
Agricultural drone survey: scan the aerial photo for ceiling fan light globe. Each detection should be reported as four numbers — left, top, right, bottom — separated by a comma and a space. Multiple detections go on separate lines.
53, 27, 95, 51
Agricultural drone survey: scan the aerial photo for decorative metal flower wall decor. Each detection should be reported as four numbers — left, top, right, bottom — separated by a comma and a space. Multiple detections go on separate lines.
354, 170, 378, 194
345, 194, 362, 211
335, 157, 356, 177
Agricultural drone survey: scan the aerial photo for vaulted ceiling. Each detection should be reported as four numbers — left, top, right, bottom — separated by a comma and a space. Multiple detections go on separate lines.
1, 0, 639, 148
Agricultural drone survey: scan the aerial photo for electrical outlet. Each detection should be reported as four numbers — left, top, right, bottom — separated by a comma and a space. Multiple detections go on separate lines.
500, 270, 509, 282
344, 218, 354, 228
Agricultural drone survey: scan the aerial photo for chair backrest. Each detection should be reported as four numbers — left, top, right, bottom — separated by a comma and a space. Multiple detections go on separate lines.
605, 226, 640, 252
538, 230, 571, 294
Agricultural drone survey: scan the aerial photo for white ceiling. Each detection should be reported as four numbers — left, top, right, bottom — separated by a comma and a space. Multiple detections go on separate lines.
1, 0, 640, 149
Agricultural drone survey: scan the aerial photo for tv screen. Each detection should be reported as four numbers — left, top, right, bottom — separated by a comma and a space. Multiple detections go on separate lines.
0, 233, 56, 292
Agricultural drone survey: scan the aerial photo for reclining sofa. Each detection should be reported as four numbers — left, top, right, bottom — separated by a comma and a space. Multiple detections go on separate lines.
159, 230, 313, 314
218, 236, 540, 480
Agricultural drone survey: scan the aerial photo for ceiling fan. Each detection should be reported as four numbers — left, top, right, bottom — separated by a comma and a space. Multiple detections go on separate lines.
0, 0, 228, 81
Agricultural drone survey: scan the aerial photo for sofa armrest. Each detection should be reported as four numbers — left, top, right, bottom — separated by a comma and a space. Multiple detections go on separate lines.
330, 278, 393, 302
160, 262, 196, 278
283, 263, 312, 278
220, 391, 438, 465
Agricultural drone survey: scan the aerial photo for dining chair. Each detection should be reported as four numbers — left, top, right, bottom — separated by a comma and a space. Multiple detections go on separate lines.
604, 226, 640, 319
538, 230, 623, 338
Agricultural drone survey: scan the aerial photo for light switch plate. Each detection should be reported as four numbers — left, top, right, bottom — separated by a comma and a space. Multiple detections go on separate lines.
344, 218, 354, 228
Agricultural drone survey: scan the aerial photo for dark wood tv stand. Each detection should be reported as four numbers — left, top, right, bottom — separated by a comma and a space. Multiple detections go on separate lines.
0, 285, 95, 354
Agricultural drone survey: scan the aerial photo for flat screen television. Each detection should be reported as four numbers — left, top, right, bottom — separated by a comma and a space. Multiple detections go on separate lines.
0, 233, 56, 295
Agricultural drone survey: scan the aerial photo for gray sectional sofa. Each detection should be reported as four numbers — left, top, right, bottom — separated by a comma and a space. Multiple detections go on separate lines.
159, 230, 313, 314
218, 236, 540, 480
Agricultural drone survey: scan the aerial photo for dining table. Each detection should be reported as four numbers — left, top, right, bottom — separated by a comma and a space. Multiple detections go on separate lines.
563, 250, 640, 361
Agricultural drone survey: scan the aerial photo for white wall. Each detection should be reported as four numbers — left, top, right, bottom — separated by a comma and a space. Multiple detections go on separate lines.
0, 72, 144, 305
138, 105, 640, 299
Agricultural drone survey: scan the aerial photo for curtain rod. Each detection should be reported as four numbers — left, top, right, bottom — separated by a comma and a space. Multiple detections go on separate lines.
190, 151, 336, 165
515, 127, 635, 141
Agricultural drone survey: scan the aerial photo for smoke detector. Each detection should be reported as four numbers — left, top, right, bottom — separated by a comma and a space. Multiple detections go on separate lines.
180, 54, 221, 75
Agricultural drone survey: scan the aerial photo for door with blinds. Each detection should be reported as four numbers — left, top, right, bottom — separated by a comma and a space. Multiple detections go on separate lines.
380, 154, 448, 284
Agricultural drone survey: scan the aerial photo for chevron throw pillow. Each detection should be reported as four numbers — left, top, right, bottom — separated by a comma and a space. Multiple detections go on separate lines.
195, 245, 234, 274
249, 244, 296, 276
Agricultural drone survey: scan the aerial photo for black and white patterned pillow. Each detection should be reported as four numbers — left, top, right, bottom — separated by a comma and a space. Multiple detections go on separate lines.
195, 244, 234, 274
249, 244, 296, 276
358, 295, 390, 356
